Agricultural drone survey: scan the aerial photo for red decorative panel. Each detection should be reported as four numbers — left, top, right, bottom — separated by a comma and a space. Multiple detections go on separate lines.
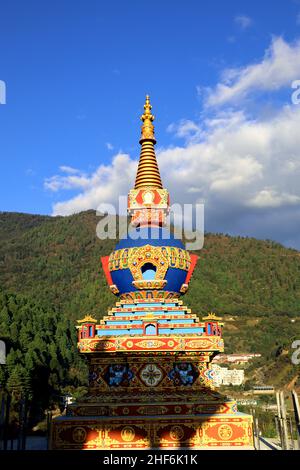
184, 253, 198, 285
101, 256, 113, 286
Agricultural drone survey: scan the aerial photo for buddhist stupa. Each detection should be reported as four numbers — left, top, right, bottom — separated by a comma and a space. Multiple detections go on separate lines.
51, 96, 254, 450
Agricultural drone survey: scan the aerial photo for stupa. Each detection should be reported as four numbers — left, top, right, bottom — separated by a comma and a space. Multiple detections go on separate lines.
51, 96, 254, 449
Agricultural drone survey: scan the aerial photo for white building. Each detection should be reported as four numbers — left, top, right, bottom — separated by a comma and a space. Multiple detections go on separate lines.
211, 364, 244, 387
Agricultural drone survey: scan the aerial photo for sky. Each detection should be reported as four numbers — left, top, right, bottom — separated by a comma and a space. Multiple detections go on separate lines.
1, 0, 300, 248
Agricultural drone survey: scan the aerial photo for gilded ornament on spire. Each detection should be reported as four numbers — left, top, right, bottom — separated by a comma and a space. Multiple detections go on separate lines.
135, 95, 163, 189
140, 95, 156, 143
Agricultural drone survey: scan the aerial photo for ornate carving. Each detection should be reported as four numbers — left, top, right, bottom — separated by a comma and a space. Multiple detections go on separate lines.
109, 246, 191, 274
104, 364, 134, 387
121, 426, 136, 442
170, 425, 185, 441
110, 284, 119, 294
132, 279, 167, 290
140, 364, 164, 387
168, 362, 199, 386
72, 427, 87, 443
77, 315, 97, 323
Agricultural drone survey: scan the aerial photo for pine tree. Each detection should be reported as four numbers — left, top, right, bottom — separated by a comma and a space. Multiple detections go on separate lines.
7, 365, 32, 399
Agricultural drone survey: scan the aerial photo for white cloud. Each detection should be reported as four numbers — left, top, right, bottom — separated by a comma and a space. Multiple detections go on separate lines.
59, 165, 81, 174
106, 142, 114, 150
247, 188, 300, 208
49, 154, 136, 215
205, 37, 300, 107
44, 174, 90, 192
46, 104, 300, 247
45, 37, 300, 249
235, 15, 253, 30
167, 119, 204, 143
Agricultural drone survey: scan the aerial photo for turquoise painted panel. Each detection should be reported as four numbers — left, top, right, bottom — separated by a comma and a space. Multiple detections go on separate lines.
158, 319, 195, 324
114, 311, 186, 317
105, 320, 143, 326
97, 329, 144, 336
158, 327, 203, 335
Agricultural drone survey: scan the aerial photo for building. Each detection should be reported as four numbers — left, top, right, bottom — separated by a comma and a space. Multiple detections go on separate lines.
237, 400, 258, 406
211, 365, 245, 387
212, 354, 261, 365
253, 386, 275, 395
50, 96, 253, 449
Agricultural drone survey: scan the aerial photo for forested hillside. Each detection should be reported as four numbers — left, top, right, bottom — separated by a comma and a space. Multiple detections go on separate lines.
0, 209, 299, 396
0, 290, 87, 420
1, 210, 300, 319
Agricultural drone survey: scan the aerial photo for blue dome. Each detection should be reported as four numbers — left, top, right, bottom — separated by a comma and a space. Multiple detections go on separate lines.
116, 226, 185, 250
111, 266, 187, 295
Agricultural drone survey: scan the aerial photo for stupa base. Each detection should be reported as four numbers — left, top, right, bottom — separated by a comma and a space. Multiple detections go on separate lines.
50, 412, 254, 449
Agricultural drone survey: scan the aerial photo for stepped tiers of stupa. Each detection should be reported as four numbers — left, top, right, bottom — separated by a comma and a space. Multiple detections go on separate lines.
50, 96, 254, 449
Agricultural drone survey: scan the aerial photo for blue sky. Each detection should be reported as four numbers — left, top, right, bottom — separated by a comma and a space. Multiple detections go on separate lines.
1, 0, 300, 248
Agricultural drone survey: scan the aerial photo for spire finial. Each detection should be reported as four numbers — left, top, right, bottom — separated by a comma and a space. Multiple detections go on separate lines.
128, 95, 169, 226
140, 94, 156, 143
134, 95, 162, 189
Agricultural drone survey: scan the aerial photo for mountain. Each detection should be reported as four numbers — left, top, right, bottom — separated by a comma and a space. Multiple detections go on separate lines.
0, 210, 300, 389
1, 210, 300, 319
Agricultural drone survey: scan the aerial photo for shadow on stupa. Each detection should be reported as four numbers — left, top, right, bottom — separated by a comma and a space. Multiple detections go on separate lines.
57, 354, 254, 450
46, 331, 254, 450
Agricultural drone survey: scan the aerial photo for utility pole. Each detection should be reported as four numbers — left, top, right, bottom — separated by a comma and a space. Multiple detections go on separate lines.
288, 417, 294, 450
280, 391, 289, 450
255, 417, 261, 450
291, 389, 300, 449
251, 406, 261, 450
274, 415, 280, 445
276, 391, 284, 449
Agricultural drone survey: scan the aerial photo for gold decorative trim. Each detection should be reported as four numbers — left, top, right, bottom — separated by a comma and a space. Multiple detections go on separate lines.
202, 312, 223, 321
109, 246, 191, 273
132, 279, 167, 290
180, 283, 189, 293
129, 245, 169, 281
110, 284, 119, 294
77, 315, 97, 324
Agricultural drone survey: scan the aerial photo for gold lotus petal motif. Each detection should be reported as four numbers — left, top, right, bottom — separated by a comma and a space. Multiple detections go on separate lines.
186, 340, 213, 349
135, 340, 165, 349
121, 426, 135, 442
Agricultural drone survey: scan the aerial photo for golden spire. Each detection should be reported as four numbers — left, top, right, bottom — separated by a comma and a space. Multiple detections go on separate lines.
140, 95, 156, 144
134, 95, 163, 189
